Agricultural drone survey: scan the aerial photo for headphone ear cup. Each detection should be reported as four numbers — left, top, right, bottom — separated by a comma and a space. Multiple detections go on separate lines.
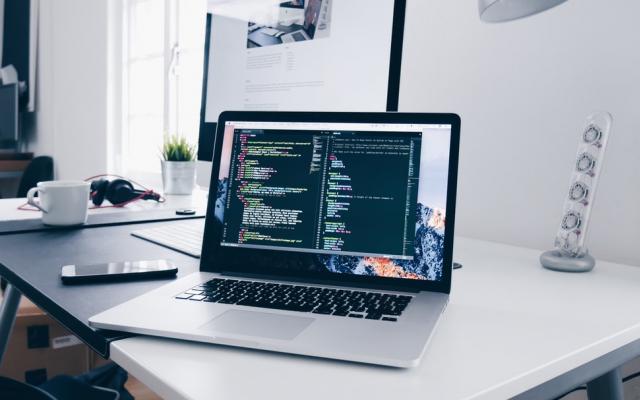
105, 179, 137, 205
90, 179, 109, 206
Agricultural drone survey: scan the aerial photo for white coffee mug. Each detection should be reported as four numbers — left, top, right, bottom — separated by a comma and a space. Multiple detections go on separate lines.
26, 181, 91, 226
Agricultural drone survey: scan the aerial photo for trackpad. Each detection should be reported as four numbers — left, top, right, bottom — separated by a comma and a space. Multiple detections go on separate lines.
199, 310, 314, 340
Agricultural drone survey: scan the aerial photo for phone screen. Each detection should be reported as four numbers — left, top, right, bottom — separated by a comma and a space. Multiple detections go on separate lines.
63, 260, 177, 277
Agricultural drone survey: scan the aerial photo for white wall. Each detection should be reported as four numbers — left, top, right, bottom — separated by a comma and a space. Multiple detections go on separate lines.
25, 0, 640, 266
27, 0, 113, 180
400, 0, 640, 266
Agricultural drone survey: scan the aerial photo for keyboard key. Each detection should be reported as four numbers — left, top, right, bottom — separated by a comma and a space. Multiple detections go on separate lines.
131, 220, 204, 257
237, 299, 314, 313
175, 278, 413, 319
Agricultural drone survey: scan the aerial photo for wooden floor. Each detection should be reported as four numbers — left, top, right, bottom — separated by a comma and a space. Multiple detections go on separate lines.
126, 375, 162, 400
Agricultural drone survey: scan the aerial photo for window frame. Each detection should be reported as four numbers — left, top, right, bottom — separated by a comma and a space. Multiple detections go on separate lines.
118, 0, 204, 179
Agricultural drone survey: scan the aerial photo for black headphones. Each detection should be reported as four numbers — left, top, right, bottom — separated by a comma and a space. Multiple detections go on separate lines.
90, 178, 161, 206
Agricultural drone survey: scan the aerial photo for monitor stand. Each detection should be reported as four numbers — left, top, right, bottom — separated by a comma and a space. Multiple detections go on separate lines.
196, 160, 213, 191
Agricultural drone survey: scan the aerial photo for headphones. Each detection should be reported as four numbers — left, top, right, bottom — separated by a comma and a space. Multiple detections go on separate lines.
90, 178, 161, 206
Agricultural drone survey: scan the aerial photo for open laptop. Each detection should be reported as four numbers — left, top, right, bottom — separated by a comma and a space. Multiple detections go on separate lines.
90, 111, 460, 368
280, 0, 323, 43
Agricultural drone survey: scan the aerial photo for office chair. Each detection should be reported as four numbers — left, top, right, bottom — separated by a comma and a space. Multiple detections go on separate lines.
1, 156, 54, 290
0, 376, 56, 400
0, 370, 123, 400
16, 156, 54, 198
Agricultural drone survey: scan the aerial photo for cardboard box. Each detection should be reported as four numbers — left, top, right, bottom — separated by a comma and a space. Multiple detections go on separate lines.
0, 297, 91, 385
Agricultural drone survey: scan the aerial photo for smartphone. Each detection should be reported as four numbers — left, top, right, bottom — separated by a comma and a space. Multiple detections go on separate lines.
61, 259, 178, 284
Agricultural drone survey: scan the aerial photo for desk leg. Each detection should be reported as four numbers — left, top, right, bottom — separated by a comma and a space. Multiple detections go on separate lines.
0, 284, 21, 365
586, 368, 623, 400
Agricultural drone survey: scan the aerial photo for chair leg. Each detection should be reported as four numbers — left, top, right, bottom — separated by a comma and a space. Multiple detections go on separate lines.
0, 283, 22, 365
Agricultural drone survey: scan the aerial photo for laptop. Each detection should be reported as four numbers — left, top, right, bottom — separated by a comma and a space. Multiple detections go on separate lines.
280, 0, 323, 43
90, 111, 460, 368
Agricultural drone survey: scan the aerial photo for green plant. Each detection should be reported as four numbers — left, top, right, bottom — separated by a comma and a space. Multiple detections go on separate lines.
161, 135, 196, 162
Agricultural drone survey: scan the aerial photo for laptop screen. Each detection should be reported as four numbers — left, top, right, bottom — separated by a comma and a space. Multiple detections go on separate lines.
210, 117, 454, 285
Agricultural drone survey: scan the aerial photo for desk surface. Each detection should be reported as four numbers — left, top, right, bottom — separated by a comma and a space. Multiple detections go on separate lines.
0, 221, 200, 357
0, 188, 208, 222
110, 238, 640, 400
0, 190, 208, 234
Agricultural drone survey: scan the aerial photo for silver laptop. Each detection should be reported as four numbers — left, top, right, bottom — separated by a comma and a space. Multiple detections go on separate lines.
90, 111, 461, 368
280, 0, 322, 43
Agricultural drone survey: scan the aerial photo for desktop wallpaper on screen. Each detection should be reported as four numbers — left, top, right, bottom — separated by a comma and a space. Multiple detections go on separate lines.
213, 124, 450, 282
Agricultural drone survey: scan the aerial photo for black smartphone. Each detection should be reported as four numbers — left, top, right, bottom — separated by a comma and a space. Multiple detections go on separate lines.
60, 259, 178, 284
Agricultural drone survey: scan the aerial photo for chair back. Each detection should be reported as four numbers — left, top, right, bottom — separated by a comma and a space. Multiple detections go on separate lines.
0, 376, 57, 400
16, 156, 54, 198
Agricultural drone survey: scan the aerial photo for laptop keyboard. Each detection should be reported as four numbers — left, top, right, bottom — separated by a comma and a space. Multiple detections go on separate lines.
175, 278, 413, 321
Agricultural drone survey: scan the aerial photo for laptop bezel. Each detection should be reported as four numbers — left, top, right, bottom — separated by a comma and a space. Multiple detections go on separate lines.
200, 111, 460, 294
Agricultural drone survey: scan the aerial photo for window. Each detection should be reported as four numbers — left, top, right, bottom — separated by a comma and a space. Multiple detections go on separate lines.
123, 0, 206, 174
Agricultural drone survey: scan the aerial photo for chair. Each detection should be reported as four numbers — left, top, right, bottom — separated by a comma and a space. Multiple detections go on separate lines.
16, 156, 54, 198
0, 372, 122, 400
1, 155, 54, 290
0, 376, 56, 400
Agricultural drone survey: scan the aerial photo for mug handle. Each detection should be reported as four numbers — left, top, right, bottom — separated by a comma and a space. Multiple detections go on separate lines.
26, 187, 48, 213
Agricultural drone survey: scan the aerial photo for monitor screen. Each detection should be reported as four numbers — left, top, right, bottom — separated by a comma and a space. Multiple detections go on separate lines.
0, 84, 19, 145
301, 0, 322, 36
209, 118, 454, 284
198, 0, 406, 162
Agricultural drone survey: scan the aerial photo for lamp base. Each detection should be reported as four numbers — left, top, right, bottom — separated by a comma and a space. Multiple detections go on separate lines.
540, 249, 595, 273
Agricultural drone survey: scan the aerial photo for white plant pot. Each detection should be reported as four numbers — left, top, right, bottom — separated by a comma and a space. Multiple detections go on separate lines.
161, 161, 196, 195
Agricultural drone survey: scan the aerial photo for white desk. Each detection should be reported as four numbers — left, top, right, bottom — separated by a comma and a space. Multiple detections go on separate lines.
108, 237, 640, 400
0, 188, 209, 222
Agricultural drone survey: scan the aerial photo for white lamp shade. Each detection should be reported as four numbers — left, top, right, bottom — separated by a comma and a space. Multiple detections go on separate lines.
479, 0, 568, 22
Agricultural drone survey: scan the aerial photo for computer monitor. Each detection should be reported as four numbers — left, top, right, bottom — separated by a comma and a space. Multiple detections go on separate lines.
0, 84, 19, 148
197, 0, 407, 187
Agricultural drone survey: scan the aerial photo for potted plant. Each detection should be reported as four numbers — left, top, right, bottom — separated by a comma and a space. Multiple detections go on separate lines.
161, 135, 197, 195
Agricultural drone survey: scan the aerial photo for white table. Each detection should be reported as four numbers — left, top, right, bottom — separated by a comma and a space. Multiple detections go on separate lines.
108, 237, 640, 400
0, 188, 209, 222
